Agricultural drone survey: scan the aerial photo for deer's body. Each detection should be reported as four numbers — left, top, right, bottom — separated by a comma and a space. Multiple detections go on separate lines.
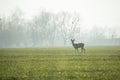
71, 39, 85, 53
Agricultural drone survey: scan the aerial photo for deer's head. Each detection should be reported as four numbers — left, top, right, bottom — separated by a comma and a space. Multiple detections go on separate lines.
71, 39, 75, 43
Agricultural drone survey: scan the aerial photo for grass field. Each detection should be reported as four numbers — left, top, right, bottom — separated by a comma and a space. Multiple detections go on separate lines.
0, 46, 120, 80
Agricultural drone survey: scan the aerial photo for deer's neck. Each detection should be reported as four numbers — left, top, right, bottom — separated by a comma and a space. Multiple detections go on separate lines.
72, 42, 75, 46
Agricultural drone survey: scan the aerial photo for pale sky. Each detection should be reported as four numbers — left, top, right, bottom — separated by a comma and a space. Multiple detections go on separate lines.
0, 0, 120, 27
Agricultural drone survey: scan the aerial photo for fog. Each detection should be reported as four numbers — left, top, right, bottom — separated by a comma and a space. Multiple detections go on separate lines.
0, 0, 120, 48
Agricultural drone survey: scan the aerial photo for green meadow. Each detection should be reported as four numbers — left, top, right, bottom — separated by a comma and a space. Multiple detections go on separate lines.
0, 46, 120, 80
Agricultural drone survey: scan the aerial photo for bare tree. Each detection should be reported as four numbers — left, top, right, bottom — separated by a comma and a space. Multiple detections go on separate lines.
0, 9, 25, 47
57, 12, 69, 45
58, 12, 80, 45
31, 10, 57, 46
68, 14, 80, 40
46, 13, 58, 45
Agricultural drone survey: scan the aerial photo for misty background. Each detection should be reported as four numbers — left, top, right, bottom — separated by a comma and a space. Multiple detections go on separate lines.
0, 0, 120, 48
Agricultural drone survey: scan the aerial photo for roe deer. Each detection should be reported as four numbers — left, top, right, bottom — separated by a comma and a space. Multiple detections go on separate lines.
71, 39, 85, 53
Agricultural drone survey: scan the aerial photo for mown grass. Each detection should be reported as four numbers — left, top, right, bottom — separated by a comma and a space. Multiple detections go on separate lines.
0, 46, 120, 80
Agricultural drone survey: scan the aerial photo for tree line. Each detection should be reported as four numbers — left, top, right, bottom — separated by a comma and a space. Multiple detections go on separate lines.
0, 9, 81, 47
0, 9, 120, 48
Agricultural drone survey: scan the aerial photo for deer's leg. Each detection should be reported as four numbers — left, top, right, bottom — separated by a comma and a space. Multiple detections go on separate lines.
75, 49, 77, 53
75, 48, 78, 53
81, 48, 83, 53
77, 48, 79, 53
84, 48, 86, 53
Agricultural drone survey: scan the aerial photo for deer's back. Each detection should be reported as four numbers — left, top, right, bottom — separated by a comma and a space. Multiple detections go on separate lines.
74, 43, 84, 48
